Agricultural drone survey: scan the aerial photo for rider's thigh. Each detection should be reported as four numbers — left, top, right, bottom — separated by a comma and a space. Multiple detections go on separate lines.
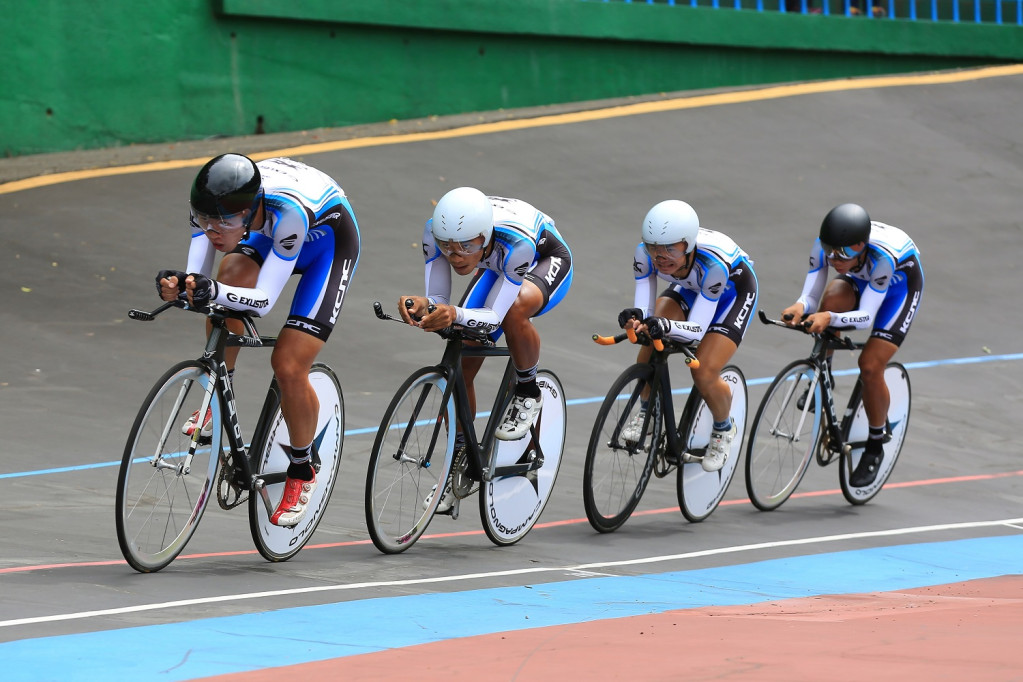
818, 278, 857, 312
270, 328, 324, 383
654, 295, 687, 320
216, 253, 260, 287
692, 332, 737, 386
858, 336, 898, 383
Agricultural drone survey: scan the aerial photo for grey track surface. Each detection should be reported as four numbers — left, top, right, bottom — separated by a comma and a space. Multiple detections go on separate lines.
2, 69, 1022, 642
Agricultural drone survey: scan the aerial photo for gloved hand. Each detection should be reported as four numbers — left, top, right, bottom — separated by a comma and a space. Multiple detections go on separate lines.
186, 273, 218, 306
618, 307, 643, 329
155, 269, 187, 298
642, 316, 671, 340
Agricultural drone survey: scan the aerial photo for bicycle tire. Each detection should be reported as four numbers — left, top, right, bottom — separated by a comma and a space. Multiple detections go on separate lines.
115, 360, 222, 573
745, 360, 822, 511
248, 363, 345, 561
583, 363, 661, 533
365, 367, 456, 554
676, 365, 747, 522
839, 362, 911, 505
480, 369, 567, 546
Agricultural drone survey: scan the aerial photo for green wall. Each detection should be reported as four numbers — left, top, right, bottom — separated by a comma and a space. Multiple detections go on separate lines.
1, 0, 1018, 157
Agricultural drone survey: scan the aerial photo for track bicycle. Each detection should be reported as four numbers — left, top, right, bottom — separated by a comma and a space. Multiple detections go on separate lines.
745, 310, 911, 510
115, 299, 344, 572
365, 301, 567, 553
584, 327, 748, 532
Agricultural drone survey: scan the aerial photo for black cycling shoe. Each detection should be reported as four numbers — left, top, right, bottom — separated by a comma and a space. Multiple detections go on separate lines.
849, 449, 884, 487
796, 388, 815, 412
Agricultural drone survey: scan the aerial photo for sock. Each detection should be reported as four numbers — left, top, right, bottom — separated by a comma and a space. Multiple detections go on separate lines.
287, 443, 315, 480
866, 425, 885, 455
514, 364, 541, 399
454, 431, 466, 451
713, 417, 733, 433
638, 399, 649, 414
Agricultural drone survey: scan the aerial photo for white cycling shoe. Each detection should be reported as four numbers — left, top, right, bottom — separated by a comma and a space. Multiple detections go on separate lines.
702, 422, 736, 472
495, 393, 543, 441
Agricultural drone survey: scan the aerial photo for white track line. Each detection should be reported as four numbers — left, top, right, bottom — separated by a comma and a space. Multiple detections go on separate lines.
4, 517, 1021, 629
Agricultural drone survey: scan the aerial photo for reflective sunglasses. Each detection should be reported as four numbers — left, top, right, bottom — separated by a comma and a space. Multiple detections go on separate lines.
643, 241, 688, 260
820, 241, 865, 261
193, 210, 248, 236
435, 237, 485, 256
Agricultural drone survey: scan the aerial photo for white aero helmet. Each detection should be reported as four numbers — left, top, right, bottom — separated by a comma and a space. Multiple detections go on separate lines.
432, 187, 494, 246
641, 200, 699, 253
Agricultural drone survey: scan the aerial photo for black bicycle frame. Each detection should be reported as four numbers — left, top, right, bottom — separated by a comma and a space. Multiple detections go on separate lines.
617, 341, 701, 461
423, 332, 546, 481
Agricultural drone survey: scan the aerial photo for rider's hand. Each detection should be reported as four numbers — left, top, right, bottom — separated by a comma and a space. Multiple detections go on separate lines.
420, 303, 455, 333
185, 273, 218, 307
618, 307, 644, 330
155, 269, 187, 301
802, 311, 833, 334
398, 296, 428, 326
780, 303, 805, 326
642, 316, 671, 341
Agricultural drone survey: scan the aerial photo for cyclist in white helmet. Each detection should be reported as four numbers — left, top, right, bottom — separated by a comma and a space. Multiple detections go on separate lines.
618, 200, 758, 472
399, 187, 573, 508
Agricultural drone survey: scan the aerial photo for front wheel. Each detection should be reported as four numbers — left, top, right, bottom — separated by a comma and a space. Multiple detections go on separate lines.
480, 370, 567, 546
745, 360, 822, 511
115, 361, 222, 573
676, 365, 747, 522
583, 364, 660, 533
365, 367, 456, 554
839, 362, 911, 505
248, 364, 345, 562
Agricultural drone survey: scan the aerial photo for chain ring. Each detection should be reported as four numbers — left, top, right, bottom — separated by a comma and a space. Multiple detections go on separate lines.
216, 450, 248, 510
450, 447, 478, 499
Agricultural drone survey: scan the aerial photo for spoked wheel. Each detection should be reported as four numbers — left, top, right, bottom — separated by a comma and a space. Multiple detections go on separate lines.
481, 370, 567, 546
676, 366, 747, 522
583, 364, 661, 533
248, 364, 345, 562
115, 361, 222, 572
745, 360, 822, 511
365, 367, 456, 554
839, 362, 911, 505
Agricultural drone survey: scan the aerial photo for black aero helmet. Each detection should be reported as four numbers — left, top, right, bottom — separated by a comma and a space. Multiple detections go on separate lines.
190, 153, 263, 227
819, 203, 871, 248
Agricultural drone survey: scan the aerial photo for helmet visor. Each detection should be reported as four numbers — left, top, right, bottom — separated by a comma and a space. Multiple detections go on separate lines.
820, 240, 865, 261
192, 209, 249, 236
643, 241, 688, 260
435, 237, 485, 256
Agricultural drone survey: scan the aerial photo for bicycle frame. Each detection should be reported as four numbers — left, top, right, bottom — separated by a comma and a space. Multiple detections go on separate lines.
597, 331, 701, 465
137, 300, 285, 514
758, 311, 868, 462
422, 333, 546, 482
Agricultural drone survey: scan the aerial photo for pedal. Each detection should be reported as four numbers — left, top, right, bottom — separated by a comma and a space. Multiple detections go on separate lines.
681, 449, 704, 464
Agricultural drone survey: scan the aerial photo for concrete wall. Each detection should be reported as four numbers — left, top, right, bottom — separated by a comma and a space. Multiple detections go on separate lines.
2, 0, 1018, 157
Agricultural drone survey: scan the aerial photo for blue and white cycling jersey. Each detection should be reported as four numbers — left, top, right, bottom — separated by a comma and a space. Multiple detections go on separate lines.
797, 221, 923, 338
423, 196, 572, 333
185, 157, 361, 340
633, 228, 757, 345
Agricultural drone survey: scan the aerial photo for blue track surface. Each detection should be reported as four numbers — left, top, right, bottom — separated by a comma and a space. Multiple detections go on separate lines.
5, 534, 1021, 681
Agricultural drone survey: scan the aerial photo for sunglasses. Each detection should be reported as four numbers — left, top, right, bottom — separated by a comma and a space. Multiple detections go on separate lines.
193, 211, 248, 236
820, 241, 865, 261
643, 241, 688, 260
435, 237, 485, 256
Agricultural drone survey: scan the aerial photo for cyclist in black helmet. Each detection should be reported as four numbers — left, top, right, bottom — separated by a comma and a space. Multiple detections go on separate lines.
156, 154, 361, 526
781, 203, 924, 487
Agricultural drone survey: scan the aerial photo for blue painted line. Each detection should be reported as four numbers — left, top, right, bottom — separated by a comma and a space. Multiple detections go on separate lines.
2, 534, 1021, 681
3, 351, 1020, 480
